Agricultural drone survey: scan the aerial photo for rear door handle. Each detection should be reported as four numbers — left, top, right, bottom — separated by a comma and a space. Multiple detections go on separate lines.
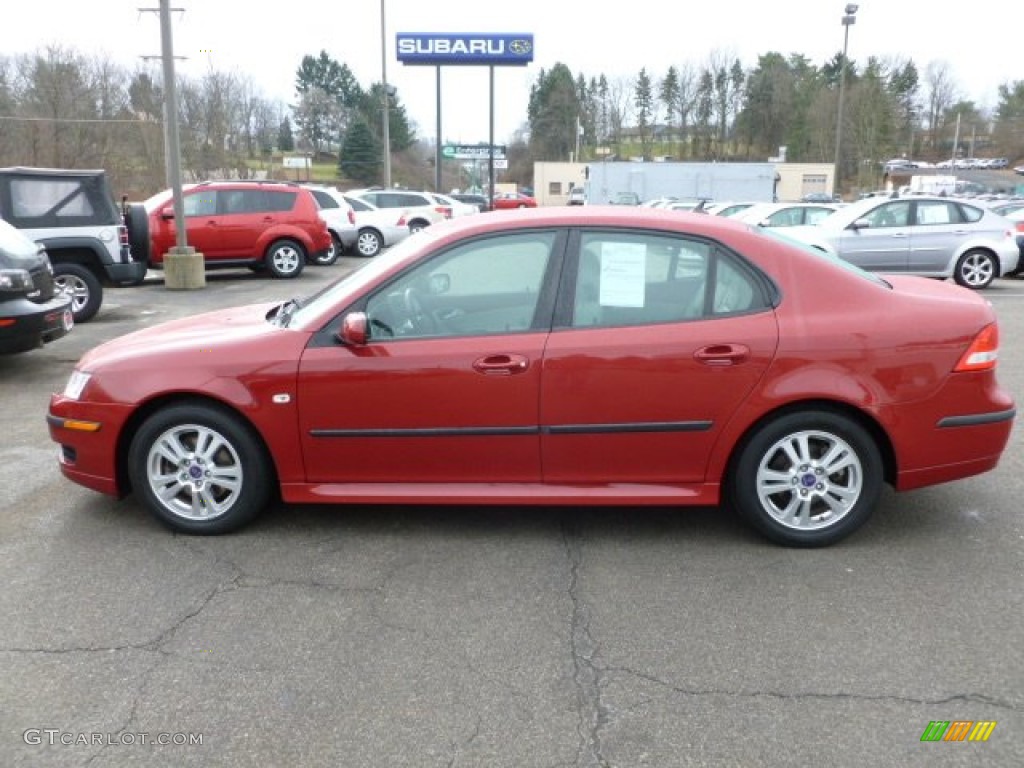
472, 354, 530, 375
694, 344, 750, 366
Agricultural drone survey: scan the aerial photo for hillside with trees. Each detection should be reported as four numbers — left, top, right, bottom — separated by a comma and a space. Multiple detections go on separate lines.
0, 44, 1020, 198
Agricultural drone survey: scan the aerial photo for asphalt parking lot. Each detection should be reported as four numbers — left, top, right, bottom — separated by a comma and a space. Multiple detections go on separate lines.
2, 262, 1023, 767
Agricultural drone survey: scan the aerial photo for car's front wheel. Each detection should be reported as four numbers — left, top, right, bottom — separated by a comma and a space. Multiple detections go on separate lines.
355, 229, 383, 257
954, 249, 997, 289
729, 410, 882, 547
52, 263, 103, 323
128, 402, 272, 534
408, 219, 430, 234
265, 239, 305, 278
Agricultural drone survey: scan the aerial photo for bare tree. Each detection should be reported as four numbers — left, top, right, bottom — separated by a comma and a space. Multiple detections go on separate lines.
923, 60, 958, 154
672, 62, 699, 159
604, 76, 633, 150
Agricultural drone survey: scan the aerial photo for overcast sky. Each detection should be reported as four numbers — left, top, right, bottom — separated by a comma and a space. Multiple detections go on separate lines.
1, 0, 1018, 145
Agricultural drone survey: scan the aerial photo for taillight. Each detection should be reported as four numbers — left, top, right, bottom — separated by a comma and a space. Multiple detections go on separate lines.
119, 225, 129, 246
396, 214, 407, 226
954, 323, 999, 372
436, 206, 452, 219
1015, 221, 1024, 234
348, 209, 356, 225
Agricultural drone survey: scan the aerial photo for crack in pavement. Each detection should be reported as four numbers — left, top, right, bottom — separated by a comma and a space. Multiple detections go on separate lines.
562, 521, 610, 768
445, 715, 483, 768
604, 665, 1021, 712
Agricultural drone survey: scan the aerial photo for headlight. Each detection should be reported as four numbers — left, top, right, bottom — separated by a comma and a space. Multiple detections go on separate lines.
0, 269, 33, 292
63, 370, 92, 400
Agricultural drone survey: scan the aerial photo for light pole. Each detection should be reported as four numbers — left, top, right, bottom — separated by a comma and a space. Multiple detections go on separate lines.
833, 3, 859, 198
380, 0, 391, 188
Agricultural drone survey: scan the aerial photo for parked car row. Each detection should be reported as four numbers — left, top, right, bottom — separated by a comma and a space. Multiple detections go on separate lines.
660, 194, 1021, 290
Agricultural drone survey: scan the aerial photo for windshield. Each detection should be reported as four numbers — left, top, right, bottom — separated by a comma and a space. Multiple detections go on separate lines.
286, 227, 442, 328
759, 227, 891, 288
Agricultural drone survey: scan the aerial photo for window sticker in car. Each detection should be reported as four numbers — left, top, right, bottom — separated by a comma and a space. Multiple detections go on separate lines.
598, 243, 646, 308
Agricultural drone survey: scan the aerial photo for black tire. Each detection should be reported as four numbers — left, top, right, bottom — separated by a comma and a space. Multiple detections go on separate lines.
729, 410, 882, 547
954, 249, 997, 289
408, 219, 430, 234
124, 203, 151, 267
265, 239, 305, 278
128, 402, 272, 535
311, 233, 341, 266
355, 228, 383, 257
52, 263, 103, 323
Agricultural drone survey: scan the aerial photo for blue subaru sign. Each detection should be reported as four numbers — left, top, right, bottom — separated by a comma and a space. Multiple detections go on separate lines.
396, 34, 534, 66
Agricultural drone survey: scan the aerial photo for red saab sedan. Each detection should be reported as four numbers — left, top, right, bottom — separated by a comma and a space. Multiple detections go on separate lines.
47, 207, 1015, 546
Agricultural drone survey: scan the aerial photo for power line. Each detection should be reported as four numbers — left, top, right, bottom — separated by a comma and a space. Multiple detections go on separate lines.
0, 115, 157, 124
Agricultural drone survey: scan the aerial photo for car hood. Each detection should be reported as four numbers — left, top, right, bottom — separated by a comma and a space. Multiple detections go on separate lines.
78, 301, 290, 372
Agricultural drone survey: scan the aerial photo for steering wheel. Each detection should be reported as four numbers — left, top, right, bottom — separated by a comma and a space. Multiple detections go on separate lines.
401, 286, 438, 335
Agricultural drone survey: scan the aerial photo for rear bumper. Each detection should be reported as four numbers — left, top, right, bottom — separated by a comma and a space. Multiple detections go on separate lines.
890, 374, 1015, 491
106, 260, 148, 284
0, 295, 73, 354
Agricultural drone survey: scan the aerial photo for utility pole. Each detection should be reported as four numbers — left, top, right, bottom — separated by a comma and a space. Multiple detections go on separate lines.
140, 2, 204, 288
380, 0, 391, 188
833, 4, 859, 199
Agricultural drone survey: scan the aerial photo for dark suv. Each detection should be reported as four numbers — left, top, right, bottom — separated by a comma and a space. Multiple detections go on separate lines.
0, 217, 73, 354
0, 167, 147, 323
136, 180, 331, 279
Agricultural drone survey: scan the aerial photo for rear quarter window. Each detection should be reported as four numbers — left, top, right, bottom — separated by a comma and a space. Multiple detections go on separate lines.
958, 203, 983, 223
264, 191, 297, 212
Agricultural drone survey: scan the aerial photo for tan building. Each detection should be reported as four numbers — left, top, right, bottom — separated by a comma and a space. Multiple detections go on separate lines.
772, 163, 836, 201
533, 162, 588, 206
533, 161, 837, 205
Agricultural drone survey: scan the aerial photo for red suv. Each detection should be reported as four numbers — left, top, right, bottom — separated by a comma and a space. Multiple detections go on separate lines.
140, 180, 331, 278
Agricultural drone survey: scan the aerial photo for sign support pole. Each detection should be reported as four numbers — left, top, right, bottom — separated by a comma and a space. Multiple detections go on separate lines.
435, 66, 442, 192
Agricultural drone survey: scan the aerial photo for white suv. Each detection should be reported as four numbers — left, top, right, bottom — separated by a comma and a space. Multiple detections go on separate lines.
349, 189, 450, 234
302, 185, 358, 265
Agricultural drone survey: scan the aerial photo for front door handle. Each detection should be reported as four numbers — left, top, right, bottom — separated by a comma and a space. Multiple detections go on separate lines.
472, 354, 530, 375
694, 344, 750, 366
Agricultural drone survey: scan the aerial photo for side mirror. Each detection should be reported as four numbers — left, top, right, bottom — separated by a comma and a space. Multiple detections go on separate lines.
851, 218, 871, 230
160, 208, 174, 220
337, 311, 368, 346
757, 218, 771, 227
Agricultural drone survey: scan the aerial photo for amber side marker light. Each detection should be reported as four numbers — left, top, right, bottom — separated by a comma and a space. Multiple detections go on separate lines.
58, 419, 102, 433
955, 323, 999, 372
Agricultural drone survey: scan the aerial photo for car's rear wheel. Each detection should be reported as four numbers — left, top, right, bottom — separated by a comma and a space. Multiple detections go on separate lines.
128, 402, 272, 534
729, 410, 882, 547
312, 234, 342, 266
52, 263, 103, 323
355, 229, 383, 257
265, 239, 305, 278
954, 249, 997, 289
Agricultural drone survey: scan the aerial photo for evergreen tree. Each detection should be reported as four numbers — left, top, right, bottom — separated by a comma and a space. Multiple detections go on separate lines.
339, 118, 381, 185
277, 116, 295, 152
634, 68, 654, 160
659, 67, 680, 146
527, 63, 579, 161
